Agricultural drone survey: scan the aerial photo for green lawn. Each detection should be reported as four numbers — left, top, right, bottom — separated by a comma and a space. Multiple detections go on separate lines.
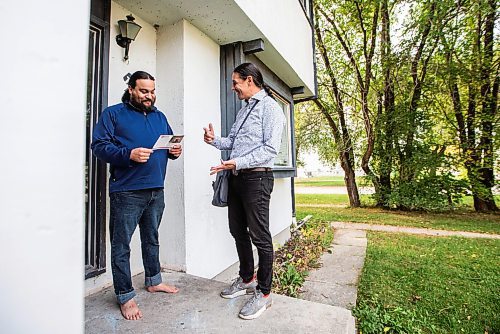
296, 193, 374, 206
354, 232, 500, 333
295, 176, 369, 187
295, 192, 499, 332
296, 194, 500, 234
295, 194, 374, 207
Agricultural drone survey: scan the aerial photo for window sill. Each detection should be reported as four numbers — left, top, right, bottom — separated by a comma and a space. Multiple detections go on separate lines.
273, 167, 296, 178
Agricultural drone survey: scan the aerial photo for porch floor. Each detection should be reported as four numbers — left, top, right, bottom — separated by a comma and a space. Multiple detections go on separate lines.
85, 270, 355, 333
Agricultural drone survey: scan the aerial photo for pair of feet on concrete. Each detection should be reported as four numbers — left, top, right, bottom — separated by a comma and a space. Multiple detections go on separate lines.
120, 283, 179, 320
220, 276, 272, 320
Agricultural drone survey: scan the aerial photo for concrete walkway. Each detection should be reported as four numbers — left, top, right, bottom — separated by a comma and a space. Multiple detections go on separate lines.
330, 222, 500, 239
298, 220, 499, 312
85, 270, 356, 333
299, 229, 367, 310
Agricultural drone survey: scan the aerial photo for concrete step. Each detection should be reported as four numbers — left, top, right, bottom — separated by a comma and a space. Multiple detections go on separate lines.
85, 271, 356, 333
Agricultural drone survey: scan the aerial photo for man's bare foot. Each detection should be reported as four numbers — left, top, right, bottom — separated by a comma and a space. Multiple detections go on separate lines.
120, 299, 143, 320
146, 282, 179, 293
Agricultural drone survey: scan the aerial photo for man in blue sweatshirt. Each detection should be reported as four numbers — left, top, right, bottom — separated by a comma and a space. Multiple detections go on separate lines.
91, 71, 182, 320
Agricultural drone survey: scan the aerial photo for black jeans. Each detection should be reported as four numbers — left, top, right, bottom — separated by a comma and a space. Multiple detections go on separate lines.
228, 170, 274, 295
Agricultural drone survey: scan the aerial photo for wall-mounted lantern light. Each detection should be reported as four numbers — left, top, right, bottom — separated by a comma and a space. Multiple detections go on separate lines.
116, 15, 142, 61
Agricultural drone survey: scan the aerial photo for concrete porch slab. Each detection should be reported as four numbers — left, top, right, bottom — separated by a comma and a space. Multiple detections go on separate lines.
85, 271, 356, 334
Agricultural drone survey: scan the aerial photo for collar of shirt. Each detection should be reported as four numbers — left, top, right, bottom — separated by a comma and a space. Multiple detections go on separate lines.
245, 89, 266, 105
126, 101, 158, 114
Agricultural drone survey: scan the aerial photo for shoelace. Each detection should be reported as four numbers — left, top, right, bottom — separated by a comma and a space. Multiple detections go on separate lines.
247, 291, 261, 307
231, 277, 243, 288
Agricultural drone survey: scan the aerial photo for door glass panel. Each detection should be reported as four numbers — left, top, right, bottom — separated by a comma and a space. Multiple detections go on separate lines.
85, 23, 106, 278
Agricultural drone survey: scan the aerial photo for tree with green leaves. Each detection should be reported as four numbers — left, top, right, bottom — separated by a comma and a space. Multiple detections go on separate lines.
298, 0, 497, 211
311, 0, 383, 207
439, 0, 498, 211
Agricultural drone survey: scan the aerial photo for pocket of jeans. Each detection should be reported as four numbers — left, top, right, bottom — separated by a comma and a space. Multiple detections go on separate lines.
267, 177, 274, 194
112, 190, 143, 205
244, 175, 263, 182
116, 190, 140, 196
240, 177, 263, 204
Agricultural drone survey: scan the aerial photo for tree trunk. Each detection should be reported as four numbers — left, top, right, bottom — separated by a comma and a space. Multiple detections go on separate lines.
474, 0, 498, 211
317, 3, 380, 200
314, 15, 361, 208
377, 0, 394, 208
402, 2, 437, 183
343, 162, 361, 207
359, 1, 380, 195
451, 72, 498, 212
314, 100, 361, 207
473, 194, 497, 212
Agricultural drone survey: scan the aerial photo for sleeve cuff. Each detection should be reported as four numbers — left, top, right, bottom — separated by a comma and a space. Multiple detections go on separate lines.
123, 148, 133, 167
168, 153, 179, 160
211, 136, 221, 148
233, 157, 249, 170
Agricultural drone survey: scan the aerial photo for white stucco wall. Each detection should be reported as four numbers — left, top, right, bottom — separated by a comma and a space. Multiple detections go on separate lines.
156, 20, 234, 278
182, 21, 237, 278
0, 1, 89, 333
235, 0, 315, 94
269, 179, 293, 237
156, 20, 187, 270
85, 1, 158, 295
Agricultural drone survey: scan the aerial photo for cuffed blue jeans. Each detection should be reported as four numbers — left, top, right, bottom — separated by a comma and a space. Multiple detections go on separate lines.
109, 188, 165, 305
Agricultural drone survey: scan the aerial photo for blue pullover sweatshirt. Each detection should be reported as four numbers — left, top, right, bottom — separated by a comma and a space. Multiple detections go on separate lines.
91, 102, 177, 193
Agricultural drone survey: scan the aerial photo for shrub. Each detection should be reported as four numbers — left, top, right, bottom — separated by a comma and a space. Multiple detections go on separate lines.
384, 173, 467, 212
273, 220, 334, 297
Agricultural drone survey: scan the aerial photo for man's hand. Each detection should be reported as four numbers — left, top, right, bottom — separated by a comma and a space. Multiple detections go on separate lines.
130, 148, 153, 163
203, 123, 215, 144
210, 159, 236, 175
169, 144, 182, 158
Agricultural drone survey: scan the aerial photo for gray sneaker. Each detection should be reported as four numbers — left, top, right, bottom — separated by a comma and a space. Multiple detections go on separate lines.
220, 276, 257, 299
238, 290, 272, 320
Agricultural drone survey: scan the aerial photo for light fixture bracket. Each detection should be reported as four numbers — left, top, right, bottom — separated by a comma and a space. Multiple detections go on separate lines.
116, 35, 129, 48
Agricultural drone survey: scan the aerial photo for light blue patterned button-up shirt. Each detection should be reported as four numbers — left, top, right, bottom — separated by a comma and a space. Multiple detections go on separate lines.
212, 89, 286, 170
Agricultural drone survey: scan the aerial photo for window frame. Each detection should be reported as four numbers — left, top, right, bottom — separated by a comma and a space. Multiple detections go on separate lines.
272, 92, 293, 169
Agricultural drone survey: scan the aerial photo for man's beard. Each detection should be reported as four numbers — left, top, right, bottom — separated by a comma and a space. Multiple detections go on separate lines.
130, 97, 155, 112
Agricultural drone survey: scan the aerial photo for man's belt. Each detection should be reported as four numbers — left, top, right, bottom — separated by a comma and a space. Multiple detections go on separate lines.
239, 167, 273, 173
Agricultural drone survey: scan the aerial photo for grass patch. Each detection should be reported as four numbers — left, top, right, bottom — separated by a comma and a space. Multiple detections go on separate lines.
295, 176, 369, 187
354, 232, 500, 333
296, 194, 500, 234
296, 193, 374, 206
273, 220, 334, 297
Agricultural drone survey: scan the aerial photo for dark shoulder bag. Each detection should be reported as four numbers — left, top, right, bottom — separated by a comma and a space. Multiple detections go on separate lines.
212, 100, 260, 207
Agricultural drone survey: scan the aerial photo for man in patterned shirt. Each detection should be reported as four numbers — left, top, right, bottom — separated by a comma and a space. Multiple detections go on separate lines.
204, 62, 285, 320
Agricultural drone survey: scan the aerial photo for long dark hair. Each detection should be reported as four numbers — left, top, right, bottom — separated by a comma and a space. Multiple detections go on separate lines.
121, 71, 155, 102
233, 63, 274, 99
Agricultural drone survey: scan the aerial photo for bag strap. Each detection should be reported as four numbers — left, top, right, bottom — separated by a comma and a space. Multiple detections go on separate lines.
234, 99, 260, 139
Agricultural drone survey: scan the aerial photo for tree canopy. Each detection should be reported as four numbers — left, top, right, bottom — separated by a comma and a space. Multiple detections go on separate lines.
296, 0, 498, 212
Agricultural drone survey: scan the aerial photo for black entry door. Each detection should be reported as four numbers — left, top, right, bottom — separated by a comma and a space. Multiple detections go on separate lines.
85, 0, 110, 279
